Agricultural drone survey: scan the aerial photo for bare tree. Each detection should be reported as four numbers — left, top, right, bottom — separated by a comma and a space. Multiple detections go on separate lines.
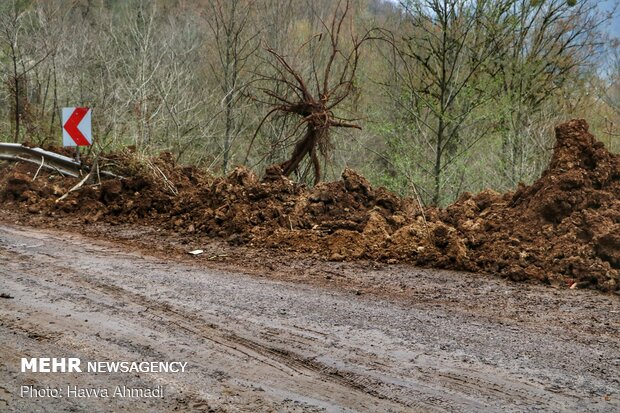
0, 0, 52, 142
205, 0, 260, 173
599, 40, 620, 117
388, 0, 510, 205
23, 0, 72, 144
157, 9, 218, 164
491, 0, 610, 186
108, 0, 168, 149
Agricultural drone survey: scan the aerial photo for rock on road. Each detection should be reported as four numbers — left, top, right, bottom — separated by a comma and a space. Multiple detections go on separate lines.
0, 223, 618, 412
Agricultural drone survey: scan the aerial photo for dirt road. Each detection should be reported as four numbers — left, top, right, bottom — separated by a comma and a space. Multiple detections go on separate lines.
0, 223, 618, 412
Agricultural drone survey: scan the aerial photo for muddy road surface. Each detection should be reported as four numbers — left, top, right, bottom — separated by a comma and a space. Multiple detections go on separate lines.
0, 223, 618, 412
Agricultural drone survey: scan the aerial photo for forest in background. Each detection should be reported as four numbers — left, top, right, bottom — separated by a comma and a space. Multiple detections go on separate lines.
1, 0, 619, 206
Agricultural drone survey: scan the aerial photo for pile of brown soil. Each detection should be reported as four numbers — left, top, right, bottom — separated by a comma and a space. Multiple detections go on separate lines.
1, 119, 618, 292
443, 119, 619, 290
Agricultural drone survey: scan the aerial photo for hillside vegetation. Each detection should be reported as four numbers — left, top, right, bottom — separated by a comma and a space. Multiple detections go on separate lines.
0, 0, 619, 205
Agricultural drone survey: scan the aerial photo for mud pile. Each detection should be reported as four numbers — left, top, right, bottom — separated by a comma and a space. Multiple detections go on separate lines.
160, 165, 469, 269
1, 119, 618, 292
0, 149, 208, 223
443, 119, 619, 290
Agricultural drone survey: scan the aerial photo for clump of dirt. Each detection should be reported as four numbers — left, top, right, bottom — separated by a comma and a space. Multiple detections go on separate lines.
443, 119, 619, 290
0, 149, 207, 222
1, 119, 618, 292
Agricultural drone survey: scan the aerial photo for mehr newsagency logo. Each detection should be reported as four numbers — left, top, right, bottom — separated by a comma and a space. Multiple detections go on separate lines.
21, 357, 188, 373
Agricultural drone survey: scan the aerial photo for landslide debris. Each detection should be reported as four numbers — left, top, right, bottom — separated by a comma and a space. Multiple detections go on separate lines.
0, 119, 618, 292
442, 119, 619, 290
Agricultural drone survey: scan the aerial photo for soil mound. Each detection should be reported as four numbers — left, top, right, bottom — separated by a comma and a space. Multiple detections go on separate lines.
1, 119, 618, 292
443, 119, 619, 290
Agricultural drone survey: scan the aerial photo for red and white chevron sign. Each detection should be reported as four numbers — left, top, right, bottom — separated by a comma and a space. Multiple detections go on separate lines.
62, 107, 92, 147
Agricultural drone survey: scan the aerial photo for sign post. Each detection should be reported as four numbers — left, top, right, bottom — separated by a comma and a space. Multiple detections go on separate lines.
62, 107, 92, 161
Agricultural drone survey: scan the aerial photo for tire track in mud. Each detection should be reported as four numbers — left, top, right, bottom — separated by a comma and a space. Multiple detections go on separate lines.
0, 248, 562, 412
0, 246, 423, 411
60, 275, 589, 412
1, 224, 618, 412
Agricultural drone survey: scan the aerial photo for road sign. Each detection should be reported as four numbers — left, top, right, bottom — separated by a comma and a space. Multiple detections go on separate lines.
62, 107, 92, 147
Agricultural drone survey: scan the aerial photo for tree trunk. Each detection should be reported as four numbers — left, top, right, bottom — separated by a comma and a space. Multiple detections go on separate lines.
281, 125, 321, 177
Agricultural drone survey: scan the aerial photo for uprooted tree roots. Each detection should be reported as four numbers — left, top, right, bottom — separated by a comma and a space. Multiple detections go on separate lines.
248, 0, 378, 184
1, 119, 618, 292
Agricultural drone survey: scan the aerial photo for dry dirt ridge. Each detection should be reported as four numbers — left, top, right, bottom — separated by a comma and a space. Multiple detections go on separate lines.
0, 119, 618, 293
0, 222, 619, 412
